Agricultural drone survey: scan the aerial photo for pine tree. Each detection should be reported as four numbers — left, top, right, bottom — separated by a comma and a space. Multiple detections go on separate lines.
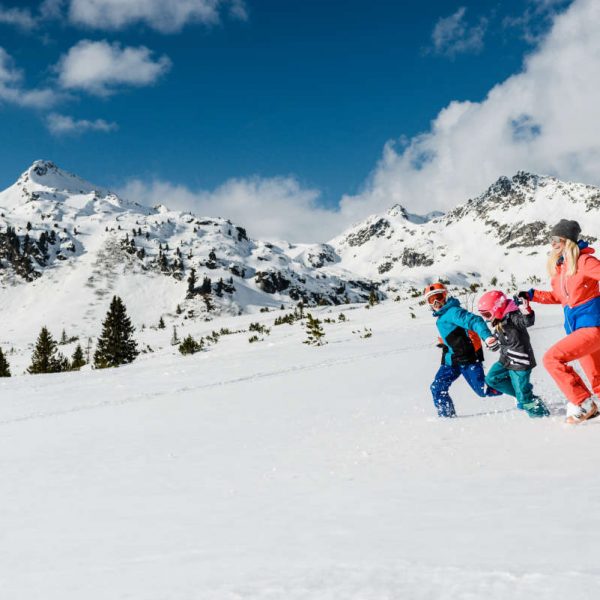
187, 268, 197, 297
158, 316, 166, 329
179, 335, 203, 355
159, 252, 169, 271
0, 347, 11, 377
176, 304, 183, 315
94, 296, 139, 369
200, 276, 212, 295
71, 344, 86, 370
28, 327, 66, 374
303, 313, 326, 346
368, 290, 379, 307
171, 326, 179, 345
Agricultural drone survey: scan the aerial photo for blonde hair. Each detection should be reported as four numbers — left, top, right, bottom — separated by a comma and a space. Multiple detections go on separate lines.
547, 239, 580, 277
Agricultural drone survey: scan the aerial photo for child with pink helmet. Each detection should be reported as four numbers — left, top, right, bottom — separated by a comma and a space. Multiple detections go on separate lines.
477, 290, 549, 418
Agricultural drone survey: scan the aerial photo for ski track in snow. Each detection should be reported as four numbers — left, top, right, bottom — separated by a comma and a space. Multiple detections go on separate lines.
0, 344, 431, 425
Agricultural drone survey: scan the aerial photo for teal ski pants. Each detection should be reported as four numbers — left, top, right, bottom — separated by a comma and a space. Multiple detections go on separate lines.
485, 361, 534, 408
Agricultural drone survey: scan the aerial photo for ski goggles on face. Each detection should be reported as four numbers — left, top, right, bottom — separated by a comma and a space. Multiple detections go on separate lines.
426, 292, 446, 308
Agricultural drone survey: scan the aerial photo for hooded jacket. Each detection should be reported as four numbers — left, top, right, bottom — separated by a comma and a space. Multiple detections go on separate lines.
530, 243, 600, 333
495, 309, 536, 371
433, 297, 492, 366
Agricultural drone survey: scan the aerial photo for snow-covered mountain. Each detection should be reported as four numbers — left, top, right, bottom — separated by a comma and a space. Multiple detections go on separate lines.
331, 171, 600, 293
0, 161, 379, 346
2, 161, 600, 347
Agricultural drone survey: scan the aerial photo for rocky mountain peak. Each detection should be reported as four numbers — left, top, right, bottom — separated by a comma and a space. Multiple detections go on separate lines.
479, 171, 541, 202
387, 204, 410, 219
387, 203, 443, 224
17, 160, 106, 198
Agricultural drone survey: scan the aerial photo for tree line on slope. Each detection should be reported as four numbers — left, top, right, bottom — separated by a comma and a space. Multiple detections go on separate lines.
0, 293, 376, 378
0, 295, 139, 377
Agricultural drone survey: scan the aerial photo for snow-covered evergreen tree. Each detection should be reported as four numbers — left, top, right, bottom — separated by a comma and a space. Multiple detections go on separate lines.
94, 296, 139, 369
187, 268, 197, 297
28, 327, 67, 374
0, 347, 11, 377
71, 344, 86, 371
179, 335, 203, 355
303, 313, 326, 346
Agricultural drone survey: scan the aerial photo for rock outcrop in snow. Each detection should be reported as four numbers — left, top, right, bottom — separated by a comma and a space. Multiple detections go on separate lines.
330, 171, 600, 292
0, 162, 377, 331
2, 162, 600, 338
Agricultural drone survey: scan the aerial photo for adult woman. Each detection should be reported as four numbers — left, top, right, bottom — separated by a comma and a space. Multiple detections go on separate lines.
523, 219, 600, 424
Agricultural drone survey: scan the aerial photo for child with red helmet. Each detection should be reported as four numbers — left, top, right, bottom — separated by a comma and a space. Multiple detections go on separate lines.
477, 290, 549, 418
426, 282, 502, 418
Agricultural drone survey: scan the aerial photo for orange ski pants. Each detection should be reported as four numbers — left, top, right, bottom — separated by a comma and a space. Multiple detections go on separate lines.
543, 327, 600, 405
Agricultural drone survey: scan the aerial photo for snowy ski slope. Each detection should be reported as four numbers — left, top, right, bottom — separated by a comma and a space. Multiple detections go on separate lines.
1, 299, 598, 599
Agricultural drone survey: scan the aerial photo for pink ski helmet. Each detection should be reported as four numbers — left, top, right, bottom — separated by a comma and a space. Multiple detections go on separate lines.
478, 290, 508, 321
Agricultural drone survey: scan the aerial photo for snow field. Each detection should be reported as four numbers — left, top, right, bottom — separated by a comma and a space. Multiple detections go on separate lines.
0, 300, 599, 599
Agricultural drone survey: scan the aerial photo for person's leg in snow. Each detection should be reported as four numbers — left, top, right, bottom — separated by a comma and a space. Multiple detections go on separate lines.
543, 327, 600, 422
430, 365, 461, 417
485, 361, 517, 400
542, 328, 600, 404
508, 369, 550, 418
460, 362, 501, 398
577, 346, 600, 398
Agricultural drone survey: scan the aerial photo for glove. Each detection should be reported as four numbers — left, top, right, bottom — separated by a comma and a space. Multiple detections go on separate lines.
485, 336, 500, 352
517, 290, 532, 301
518, 297, 532, 315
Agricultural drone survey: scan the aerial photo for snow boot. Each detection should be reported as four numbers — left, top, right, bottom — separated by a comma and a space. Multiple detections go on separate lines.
522, 397, 550, 418
437, 404, 457, 418
565, 397, 599, 425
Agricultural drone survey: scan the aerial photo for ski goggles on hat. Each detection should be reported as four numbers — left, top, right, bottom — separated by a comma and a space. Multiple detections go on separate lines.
479, 309, 493, 320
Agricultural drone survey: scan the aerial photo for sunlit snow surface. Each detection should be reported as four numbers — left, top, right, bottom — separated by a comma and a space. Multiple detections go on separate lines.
0, 300, 598, 599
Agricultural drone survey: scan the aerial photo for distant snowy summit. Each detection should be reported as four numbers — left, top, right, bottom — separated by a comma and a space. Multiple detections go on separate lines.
331, 171, 600, 292
1, 162, 599, 324
0, 161, 377, 323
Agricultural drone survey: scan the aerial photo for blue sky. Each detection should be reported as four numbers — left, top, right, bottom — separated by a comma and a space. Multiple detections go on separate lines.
1, 0, 595, 242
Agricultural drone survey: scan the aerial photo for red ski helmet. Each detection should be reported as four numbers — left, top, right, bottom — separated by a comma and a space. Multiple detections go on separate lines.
478, 290, 508, 321
424, 282, 447, 309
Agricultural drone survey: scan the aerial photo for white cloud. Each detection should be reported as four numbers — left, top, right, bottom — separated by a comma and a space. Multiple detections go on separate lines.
228, 0, 248, 21
46, 112, 118, 135
120, 177, 341, 243
431, 7, 487, 57
504, 0, 573, 44
0, 5, 37, 29
40, 0, 66, 20
0, 47, 59, 108
340, 0, 600, 220
68, 0, 247, 33
56, 40, 171, 95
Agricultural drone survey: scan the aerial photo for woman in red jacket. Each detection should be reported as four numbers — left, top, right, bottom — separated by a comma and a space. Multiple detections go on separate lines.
524, 219, 600, 424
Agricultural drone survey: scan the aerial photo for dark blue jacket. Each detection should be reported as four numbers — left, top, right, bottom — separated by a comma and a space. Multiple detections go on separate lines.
433, 297, 492, 366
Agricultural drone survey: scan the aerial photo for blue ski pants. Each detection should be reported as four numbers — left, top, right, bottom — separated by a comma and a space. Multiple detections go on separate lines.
485, 361, 534, 409
430, 362, 495, 417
